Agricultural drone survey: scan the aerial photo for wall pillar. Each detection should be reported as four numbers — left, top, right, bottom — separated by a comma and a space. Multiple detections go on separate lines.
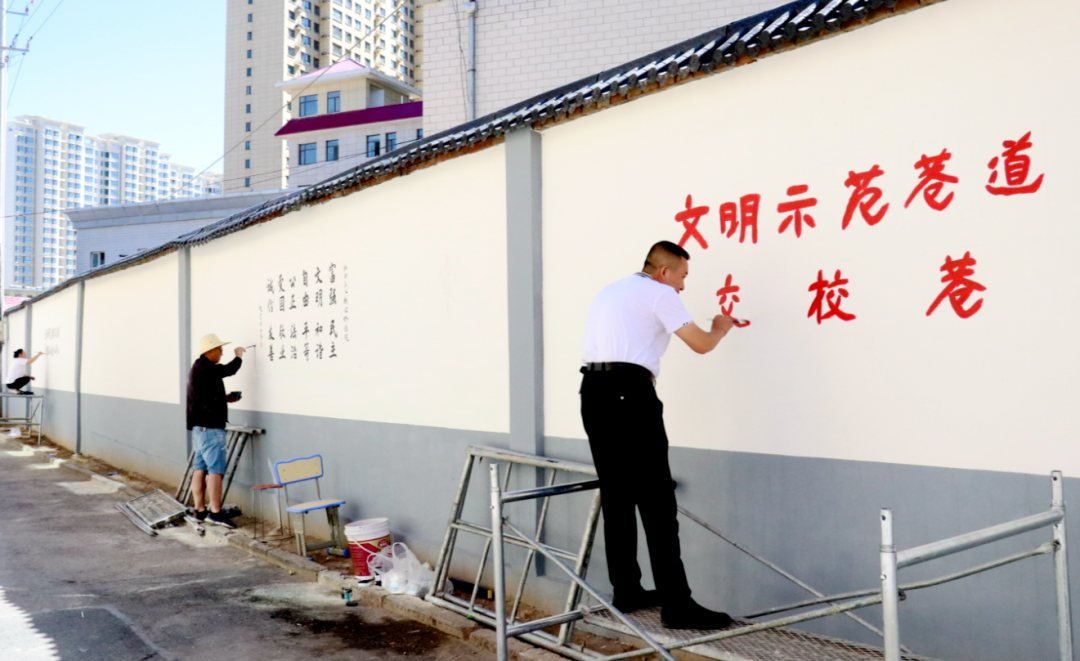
505, 128, 544, 458
74, 281, 85, 453
178, 247, 192, 455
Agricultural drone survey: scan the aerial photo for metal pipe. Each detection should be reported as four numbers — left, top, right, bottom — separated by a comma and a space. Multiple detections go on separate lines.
558, 490, 602, 646
1052, 471, 1074, 661
510, 470, 558, 623
747, 541, 1056, 618
502, 479, 600, 504
594, 594, 884, 661
503, 520, 679, 661
430, 453, 476, 597
465, 1, 477, 121
506, 609, 587, 637
450, 521, 581, 561
467, 446, 597, 476
491, 464, 508, 661
897, 508, 1064, 568
881, 509, 901, 661
469, 463, 514, 612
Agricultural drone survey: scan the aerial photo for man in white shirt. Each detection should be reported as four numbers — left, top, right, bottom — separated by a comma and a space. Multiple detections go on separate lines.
581, 240, 734, 630
6, 349, 43, 394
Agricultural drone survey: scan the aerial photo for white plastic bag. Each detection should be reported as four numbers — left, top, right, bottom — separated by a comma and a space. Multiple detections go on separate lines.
369, 542, 429, 596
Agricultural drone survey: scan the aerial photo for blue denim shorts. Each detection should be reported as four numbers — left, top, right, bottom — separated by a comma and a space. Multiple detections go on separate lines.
192, 426, 228, 474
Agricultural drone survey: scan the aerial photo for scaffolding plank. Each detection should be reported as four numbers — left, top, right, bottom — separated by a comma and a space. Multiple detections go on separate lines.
585, 606, 941, 661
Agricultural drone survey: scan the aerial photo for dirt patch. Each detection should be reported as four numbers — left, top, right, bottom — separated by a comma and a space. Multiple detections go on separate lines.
269, 606, 450, 654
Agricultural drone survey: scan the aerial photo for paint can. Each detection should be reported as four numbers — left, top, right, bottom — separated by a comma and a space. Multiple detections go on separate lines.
344, 518, 392, 579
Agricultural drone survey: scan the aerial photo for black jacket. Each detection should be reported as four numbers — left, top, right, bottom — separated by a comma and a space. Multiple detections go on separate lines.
186, 355, 242, 430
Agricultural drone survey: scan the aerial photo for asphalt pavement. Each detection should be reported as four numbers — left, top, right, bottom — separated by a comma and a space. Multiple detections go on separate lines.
0, 434, 492, 661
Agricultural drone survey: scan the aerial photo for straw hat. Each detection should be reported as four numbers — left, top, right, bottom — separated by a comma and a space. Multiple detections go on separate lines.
199, 333, 231, 354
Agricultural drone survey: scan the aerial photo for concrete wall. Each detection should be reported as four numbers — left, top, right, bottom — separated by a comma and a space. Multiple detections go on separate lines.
421, 0, 789, 135
7, 2, 1080, 659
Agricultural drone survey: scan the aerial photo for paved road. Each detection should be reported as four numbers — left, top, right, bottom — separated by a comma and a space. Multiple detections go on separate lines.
0, 436, 490, 661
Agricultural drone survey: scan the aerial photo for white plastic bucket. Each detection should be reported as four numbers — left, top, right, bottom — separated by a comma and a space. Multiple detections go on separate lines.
345, 518, 392, 578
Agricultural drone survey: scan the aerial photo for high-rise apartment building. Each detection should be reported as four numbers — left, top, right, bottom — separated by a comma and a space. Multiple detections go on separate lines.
224, 0, 423, 194
3, 115, 221, 294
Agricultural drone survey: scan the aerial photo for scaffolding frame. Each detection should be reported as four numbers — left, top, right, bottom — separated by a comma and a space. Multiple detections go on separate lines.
427, 446, 1074, 661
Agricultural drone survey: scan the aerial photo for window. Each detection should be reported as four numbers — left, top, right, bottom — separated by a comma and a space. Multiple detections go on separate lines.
289, 10, 295, 20
302, 34, 311, 46
299, 94, 318, 117
247, 13, 253, 22
288, 46, 296, 56
302, 17, 311, 28
247, 49, 252, 58
366, 135, 380, 157
301, 52, 311, 64
326, 140, 339, 161
333, 26, 342, 37
314, 58, 320, 67
245, 177, 251, 187
416, 128, 423, 140
245, 159, 251, 169
288, 65, 296, 75
386, 132, 397, 152
327, 91, 341, 113
246, 85, 252, 95
289, 28, 296, 38
333, 9, 342, 21
298, 143, 317, 165
245, 122, 251, 131
245, 141, 251, 150
91, 252, 105, 267
246, 67, 252, 76
247, 31, 252, 40
246, 104, 251, 113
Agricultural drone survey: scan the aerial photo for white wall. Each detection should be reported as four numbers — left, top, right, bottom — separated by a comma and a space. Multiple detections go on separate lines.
542, 0, 1080, 477
28, 286, 78, 392
82, 254, 180, 404
191, 144, 510, 433
5, 307, 26, 383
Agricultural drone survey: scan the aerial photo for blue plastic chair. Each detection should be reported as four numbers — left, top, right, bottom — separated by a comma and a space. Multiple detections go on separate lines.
273, 455, 348, 558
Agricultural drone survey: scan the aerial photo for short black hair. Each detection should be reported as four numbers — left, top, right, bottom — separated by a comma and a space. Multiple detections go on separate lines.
643, 241, 690, 272
13, 349, 23, 358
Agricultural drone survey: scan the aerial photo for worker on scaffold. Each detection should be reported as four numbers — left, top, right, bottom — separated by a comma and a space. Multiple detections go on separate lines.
580, 240, 735, 630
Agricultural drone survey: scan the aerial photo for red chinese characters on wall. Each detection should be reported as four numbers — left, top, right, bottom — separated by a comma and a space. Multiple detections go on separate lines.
777, 185, 818, 238
987, 132, 1044, 196
843, 165, 889, 229
808, 269, 855, 324
719, 194, 760, 244
715, 274, 741, 316
905, 149, 958, 211
675, 194, 710, 249
926, 251, 985, 319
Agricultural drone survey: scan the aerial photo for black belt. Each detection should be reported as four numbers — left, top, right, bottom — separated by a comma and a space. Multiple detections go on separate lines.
581, 362, 650, 376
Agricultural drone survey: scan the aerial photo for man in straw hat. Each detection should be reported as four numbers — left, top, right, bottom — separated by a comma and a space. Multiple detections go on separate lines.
186, 333, 245, 528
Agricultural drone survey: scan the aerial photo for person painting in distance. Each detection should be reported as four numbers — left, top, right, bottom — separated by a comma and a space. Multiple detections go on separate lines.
186, 333, 245, 528
580, 240, 736, 630
6, 349, 43, 394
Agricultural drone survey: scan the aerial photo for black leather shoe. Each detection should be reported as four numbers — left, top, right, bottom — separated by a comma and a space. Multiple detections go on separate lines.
661, 599, 733, 630
612, 589, 662, 613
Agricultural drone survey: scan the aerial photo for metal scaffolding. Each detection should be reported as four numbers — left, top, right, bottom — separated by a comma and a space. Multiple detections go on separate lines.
427, 446, 1074, 661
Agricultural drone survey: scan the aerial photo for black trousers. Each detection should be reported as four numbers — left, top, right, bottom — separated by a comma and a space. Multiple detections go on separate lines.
6, 376, 29, 391
580, 367, 691, 604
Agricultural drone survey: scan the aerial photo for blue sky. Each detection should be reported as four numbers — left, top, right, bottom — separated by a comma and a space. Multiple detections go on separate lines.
6, 0, 226, 172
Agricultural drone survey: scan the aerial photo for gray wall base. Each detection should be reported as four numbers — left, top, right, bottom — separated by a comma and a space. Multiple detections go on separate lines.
79, 393, 188, 487
40, 388, 78, 450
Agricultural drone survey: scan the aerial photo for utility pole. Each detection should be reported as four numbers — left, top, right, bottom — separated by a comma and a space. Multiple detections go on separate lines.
0, 0, 29, 308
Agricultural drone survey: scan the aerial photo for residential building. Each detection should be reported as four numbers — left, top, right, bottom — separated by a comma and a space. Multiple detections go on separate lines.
421, 0, 788, 135
67, 189, 299, 274
224, 0, 424, 194
3, 116, 221, 294
275, 59, 422, 187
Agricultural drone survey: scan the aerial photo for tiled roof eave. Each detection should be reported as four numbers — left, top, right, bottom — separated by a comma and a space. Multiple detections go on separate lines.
4, 0, 935, 317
